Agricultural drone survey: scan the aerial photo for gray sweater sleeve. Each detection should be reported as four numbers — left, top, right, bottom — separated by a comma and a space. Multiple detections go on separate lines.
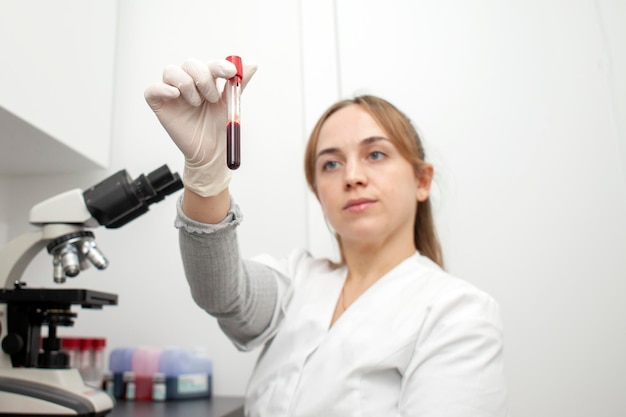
174, 196, 278, 348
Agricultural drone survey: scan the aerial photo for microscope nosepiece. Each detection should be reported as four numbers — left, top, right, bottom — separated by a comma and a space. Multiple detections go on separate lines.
47, 231, 108, 282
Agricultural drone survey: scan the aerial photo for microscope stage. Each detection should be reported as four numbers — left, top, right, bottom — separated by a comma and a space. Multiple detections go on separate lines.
0, 288, 118, 308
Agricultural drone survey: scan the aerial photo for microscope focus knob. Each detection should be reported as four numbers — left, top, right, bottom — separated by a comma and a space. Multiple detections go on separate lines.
1, 332, 24, 355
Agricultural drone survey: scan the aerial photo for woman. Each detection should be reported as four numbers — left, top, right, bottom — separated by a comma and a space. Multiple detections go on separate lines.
145, 58, 507, 416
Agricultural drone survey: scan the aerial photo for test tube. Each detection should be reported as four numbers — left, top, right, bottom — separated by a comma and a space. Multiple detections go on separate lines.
225, 55, 243, 170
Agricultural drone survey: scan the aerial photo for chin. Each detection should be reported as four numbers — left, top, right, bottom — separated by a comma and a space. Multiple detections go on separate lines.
338, 228, 383, 246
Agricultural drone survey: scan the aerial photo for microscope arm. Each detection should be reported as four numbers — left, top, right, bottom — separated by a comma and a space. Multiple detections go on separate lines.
1, 224, 89, 289
1, 231, 45, 290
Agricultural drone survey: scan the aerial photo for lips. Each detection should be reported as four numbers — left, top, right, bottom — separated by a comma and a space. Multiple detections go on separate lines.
343, 198, 376, 212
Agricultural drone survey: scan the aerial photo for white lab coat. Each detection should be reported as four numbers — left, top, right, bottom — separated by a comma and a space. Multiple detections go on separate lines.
236, 249, 507, 417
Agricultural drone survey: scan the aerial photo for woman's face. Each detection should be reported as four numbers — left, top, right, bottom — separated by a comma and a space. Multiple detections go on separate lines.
313, 104, 432, 251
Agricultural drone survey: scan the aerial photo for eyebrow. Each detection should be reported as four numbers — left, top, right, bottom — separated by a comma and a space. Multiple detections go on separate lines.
315, 136, 390, 161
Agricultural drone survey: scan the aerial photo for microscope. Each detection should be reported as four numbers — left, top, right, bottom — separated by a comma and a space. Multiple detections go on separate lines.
0, 165, 182, 416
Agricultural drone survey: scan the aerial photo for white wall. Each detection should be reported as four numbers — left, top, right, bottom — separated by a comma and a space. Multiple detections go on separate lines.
596, 0, 626, 179
1, 1, 625, 416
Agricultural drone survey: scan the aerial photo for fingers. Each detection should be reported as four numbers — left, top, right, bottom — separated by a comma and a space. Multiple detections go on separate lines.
183, 58, 236, 103
151, 58, 256, 108
162, 64, 204, 106
144, 83, 180, 111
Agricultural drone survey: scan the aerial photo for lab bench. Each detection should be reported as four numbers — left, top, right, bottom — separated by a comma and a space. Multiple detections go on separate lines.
109, 397, 244, 417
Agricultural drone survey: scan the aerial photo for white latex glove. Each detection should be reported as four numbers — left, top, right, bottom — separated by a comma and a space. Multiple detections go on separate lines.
144, 58, 257, 197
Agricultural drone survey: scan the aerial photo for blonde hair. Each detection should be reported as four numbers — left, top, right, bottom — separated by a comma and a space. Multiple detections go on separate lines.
304, 95, 444, 268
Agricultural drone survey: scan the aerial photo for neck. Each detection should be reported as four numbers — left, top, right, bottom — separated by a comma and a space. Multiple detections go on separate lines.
342, 241, 415, 288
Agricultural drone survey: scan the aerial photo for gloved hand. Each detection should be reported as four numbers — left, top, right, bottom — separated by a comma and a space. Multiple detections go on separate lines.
144, 58, 257, 197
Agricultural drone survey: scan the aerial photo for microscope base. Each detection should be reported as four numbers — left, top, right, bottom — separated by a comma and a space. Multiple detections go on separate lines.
0, 368, 114, 416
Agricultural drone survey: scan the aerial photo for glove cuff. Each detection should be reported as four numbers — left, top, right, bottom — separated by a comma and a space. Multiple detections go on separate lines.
183, 156, 232, 197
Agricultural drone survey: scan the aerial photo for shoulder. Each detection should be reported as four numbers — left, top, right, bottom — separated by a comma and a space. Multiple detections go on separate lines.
404, 254, 503, 330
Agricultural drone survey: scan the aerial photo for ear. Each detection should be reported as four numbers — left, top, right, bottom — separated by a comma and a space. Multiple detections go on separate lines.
416, 163, 433, 202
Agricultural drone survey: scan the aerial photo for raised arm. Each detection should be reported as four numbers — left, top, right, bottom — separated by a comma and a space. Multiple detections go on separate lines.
145, 58, 279, 347
175, 196, 278, 348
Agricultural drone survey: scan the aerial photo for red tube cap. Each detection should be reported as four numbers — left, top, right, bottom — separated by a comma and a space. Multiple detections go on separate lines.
226, 55, 243, 81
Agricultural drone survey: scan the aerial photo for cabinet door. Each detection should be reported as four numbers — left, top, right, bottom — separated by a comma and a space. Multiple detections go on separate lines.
0, 1, 117, 175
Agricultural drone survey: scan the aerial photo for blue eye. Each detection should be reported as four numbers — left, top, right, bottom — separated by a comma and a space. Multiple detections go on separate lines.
322, 160, 339, 171
369, 151, 385, 160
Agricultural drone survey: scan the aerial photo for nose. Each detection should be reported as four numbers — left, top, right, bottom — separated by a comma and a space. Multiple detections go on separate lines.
344, 160, 367, 190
